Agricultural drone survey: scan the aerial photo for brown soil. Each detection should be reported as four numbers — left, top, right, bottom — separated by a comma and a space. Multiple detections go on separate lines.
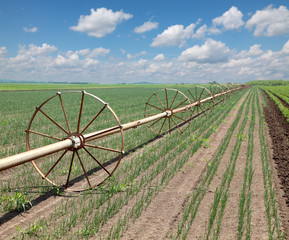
263, 91, 289, 233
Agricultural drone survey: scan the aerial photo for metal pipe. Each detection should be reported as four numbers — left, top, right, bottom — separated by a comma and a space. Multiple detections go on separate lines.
0, 139, 73, 171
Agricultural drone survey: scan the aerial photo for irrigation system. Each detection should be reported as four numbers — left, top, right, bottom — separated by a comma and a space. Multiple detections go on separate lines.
0, 84, 246, 191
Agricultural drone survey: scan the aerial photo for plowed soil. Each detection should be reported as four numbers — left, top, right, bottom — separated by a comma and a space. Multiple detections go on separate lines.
263, 91, 289, 232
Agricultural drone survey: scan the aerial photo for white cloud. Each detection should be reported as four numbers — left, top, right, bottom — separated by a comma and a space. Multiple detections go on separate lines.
153, 53, 165, 61
126, 51, 146, 60
120, 49, 126, 54
178, 38, 230, 63
282, 40, 289, 54
2, 41, 289, 84
246, 5, 289, 37
23, 27, 38, 33
208, 26, 222, 35
235, 44, 263, 58
0, 46, 8, 57
151, 23, 196, 47
70, 8, 133, 38
88, 47, 110, 58
134, 21, 158, 33
18, 43, 57, 56
193, 24, 207, 38
77, 49, 91, 56
213, 6, 244, 30
248, 44, 263, 56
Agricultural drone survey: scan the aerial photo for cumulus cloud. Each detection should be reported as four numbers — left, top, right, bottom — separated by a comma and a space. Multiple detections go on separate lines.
212, 6, 244, 30
18, 43, 57, 56
0, 46, 8, 57
192, 24, 208, 38
87, 47, 110, 58
23, 26, 38, 33
153, 53, 165, 61
151, 23, 196, 47
134, 21, 158, 33
246, 5, 289, 37
2, 41, 289, 84
235, 44, 263, 58
178, 38, 230, 63
126, 51, 146, 60
282, 40, 289, 54
70, 8, 133, 38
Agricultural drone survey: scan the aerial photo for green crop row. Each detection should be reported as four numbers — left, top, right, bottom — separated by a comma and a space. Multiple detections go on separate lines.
205, 91, 252, 239
175, 90, 250, 239
265, 90, 289, 123
256, 89, 285, 239
237, 88, 256, 239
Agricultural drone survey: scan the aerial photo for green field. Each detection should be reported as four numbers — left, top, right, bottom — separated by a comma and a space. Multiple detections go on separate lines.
0, 85, 285, 239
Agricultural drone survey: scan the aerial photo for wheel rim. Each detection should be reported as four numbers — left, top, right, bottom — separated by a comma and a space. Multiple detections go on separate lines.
187, 86, 215, 117
26, 91, 124, 191
144, 88, 192, 134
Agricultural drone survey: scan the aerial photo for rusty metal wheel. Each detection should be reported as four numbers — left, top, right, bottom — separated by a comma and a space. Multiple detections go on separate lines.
26, 91, 124, 191
208, 84, 226, 104
144, 88, 192, 134
187, 86, 215, 117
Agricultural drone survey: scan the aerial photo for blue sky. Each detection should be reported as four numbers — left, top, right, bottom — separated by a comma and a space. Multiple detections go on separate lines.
0, 0, 289, 83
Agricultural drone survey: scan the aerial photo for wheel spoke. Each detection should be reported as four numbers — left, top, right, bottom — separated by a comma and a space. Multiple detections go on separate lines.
165, 89, 169, 109
192, 105, 199, 115
38, 108, 68, 134
76, 151, 91, 188
58, 94, 71, 134
85, 144, 122, 153
173, 98, 188, 110
83, 147, 111, 176
27, 130, 62, 141
168, 118, 171, 133
171, 117, 183, 133
77, 91, 85, 133
85, 125, 121, 141
146, 102, 165, 112
188, 90, 197, 103
148, 117, 162, 128
170, 90, 179, 109
65, 151, 75, 189
173, 114, 190, 124
199, 104, 207, 117
153, 93, 166, 110
199, 88, 205, 101
81, 105, 107, 134
45, 150, 68, 178
158, 118, 167, 134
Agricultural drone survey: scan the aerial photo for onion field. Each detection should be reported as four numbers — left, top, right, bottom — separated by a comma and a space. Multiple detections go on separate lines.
0, 85, 288, 239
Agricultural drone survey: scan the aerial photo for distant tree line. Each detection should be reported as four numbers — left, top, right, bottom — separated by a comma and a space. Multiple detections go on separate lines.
246, 80, 289, 86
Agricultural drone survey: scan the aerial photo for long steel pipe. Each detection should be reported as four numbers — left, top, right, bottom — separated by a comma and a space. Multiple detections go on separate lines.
0, 87, 242, 172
